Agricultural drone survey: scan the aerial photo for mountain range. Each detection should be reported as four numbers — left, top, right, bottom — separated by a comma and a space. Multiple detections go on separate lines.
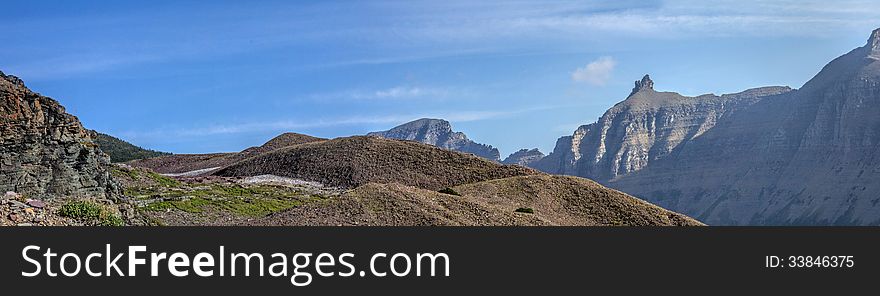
3, 28, 880, 226
530, 28, 880, 225
1, 75, 696, 226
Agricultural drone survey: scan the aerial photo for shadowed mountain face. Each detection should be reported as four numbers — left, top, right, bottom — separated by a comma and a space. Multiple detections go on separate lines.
367, 118, 501, 161
0, 72, 117, 199
532, 28, 880, 225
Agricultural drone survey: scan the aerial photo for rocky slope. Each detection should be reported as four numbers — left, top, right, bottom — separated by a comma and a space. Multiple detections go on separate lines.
248, 175, 702, 226
367, 118, 501, 161
214, 136, 536, 190
502, 148, 545, 166
533, 28, 880, 225
0, 71, 117, 199
95, 132, 170, 163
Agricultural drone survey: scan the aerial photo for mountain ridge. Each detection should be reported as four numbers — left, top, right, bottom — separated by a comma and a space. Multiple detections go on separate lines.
95, 132, 171, 163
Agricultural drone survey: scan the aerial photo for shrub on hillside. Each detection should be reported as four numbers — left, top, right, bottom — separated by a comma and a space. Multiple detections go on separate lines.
438, 187, 461, 196
58, 201, 125, 226
515, 207, 534, 214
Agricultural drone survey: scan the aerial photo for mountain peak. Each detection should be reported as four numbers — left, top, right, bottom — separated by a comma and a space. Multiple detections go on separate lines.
410, 118, 451, 127
869, 28, 880, 58
630, 74, 654, 96
259, 132, 325, 151
368, 118, 501, 161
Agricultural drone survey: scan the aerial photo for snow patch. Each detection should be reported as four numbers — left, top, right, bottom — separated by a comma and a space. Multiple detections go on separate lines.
161, 167, 221, 177
242, 175, 326, 188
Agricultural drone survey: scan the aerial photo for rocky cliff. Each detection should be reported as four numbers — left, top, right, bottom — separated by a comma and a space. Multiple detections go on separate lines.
368, 118, 501, 161
0, 71, 117, 199
532, 28, 880, 225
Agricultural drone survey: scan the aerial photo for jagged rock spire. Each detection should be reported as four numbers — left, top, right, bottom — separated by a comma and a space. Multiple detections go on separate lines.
630, 74, 654, 96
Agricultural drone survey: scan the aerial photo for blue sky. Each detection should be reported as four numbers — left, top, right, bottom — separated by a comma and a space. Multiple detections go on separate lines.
2, 1, 878, 156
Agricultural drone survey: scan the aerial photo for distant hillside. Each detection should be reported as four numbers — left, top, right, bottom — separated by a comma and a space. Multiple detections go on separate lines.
128, 132, 325, 174
240, 132, 326, 154
214, 136, 536, 190
368, 118, 501, 161
95, 133, 171, 163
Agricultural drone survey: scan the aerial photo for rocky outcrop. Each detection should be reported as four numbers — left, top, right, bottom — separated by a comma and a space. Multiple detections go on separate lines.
367, 118, 501, 161
532, 28, 880, 225
630, 74, 654, 96
502, 148, 545, 166
0, 71, 117, 199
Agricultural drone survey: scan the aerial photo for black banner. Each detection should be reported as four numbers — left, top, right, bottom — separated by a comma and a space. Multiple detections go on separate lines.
0, 227, 875, 294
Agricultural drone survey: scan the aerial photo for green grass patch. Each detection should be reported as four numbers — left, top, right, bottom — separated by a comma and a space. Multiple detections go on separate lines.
438, 187, 461, 196
140, 184, 311, 216
514, 207, 534, 214
111, 167, 140, 180
138, 183, 321, 218
142, 196, 302, 217
145, 171, 180, 187
58, 201, 125, 226
124, 187, 162, 198
114, 167, 180, 187
217, 197, 302, 217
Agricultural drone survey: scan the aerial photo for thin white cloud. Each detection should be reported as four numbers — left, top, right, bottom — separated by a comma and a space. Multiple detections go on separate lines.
118, 105, 560, 140
7, 0, 878, 79
572, 56, 616, 86
361, 0, 880, 44
2, 54, 160, 80
373, 86, 431, 99
308, 86, 450, 101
